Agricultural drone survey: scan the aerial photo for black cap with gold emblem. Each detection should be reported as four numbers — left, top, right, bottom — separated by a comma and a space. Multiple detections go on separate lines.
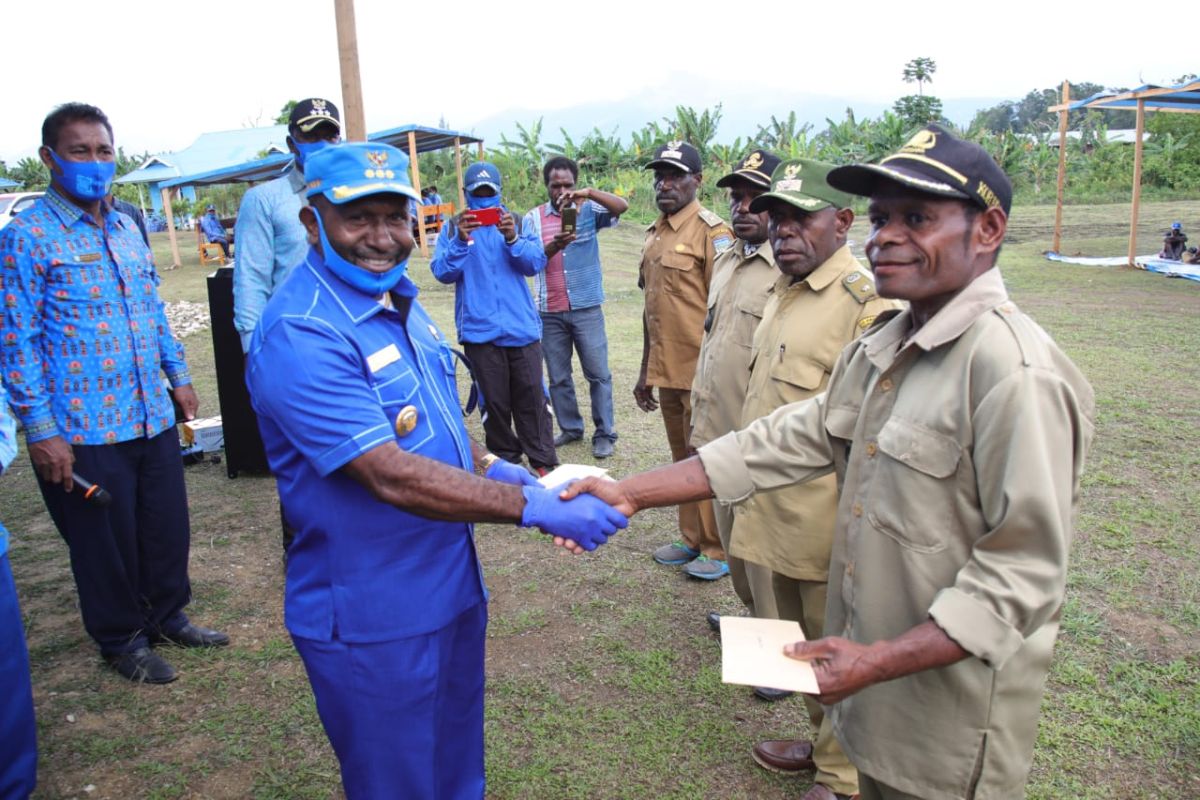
827, 124, 1012, 214
288, 98, 342, 135
645, 141, 703, 174
716, 149, 782, 190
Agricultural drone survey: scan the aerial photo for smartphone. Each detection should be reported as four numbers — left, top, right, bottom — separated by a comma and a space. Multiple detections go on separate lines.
469, 206, 502, 226
560, 204, 577, 234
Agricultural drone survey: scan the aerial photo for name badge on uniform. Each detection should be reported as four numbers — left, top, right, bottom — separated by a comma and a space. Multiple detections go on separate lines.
79, 253, 102, 263
366, 343, 401, 373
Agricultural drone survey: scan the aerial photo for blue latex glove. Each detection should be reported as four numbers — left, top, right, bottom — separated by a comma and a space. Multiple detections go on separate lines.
485, 458, 540, 487
520, 484, 628, 551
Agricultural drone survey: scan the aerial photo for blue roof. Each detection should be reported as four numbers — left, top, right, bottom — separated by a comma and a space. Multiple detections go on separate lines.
0, 178, 18, 189
151, 123, 483, 190
116, 125, 290, 186
1062, 79, 1200, 113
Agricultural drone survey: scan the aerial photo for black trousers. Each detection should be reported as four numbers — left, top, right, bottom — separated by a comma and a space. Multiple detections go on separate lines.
36, 429, 191, 655
464, 341, 558, 471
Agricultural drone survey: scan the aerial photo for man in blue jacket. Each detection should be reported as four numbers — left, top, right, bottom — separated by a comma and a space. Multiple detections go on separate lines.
431, 162, 558, 475
246, 143, 626, 798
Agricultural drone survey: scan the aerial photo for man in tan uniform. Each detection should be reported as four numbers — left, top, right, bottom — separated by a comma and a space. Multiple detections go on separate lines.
563, 125, 1095, 800
687, 148, 782, 587
635, 141, 734, 570
734, 160, 901, 798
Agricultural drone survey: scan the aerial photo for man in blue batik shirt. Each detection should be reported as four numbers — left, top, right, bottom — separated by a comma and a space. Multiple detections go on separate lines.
245, 142, 626, 800
431, 162, 559, 474
198, 204, 231, 258
523, 156, 627, 459
233, 97, 342, 352
0, 383, 37, 800
0, 103, 228, 686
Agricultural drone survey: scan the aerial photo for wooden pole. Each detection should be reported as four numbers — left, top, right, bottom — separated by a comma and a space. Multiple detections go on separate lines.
334, 0, 366, 141
1128, 98, 1146, 266
160, 187, 181, 269
477, 142, 484, 161
1052, 80, 1070, 254
454, 136, 465, 211
408, 130, 428, 258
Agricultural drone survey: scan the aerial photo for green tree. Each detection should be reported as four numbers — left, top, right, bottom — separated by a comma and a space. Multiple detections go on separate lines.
902, 57, 937, 96
274, 100, 299, 126
893, 96, 944, 129
12, 157, 49, 191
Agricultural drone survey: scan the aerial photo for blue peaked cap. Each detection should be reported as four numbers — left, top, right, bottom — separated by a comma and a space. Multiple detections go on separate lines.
304, 142, 420, 205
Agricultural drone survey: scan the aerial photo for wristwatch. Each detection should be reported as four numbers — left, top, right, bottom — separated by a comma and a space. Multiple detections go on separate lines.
478, 453, 501, 475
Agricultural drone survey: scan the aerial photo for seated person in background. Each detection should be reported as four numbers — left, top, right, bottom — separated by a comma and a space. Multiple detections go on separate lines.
199, 204, 232, 258
1160, 221, 1186, 260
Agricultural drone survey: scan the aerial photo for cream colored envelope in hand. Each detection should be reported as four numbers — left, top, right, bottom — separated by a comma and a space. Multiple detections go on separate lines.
720, 616, 820, 694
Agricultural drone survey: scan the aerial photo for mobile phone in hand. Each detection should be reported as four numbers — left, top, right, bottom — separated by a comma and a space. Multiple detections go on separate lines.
469, 207, 501, 226
560, 203, 577, 234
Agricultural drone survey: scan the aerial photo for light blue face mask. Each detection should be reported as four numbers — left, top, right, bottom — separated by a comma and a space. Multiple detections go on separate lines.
466, 192, 501, 211
313, 208, 410, 296
49, 150, 116, 202
293, 138, 333, 171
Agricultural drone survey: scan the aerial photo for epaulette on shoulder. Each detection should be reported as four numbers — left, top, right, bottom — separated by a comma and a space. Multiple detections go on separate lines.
992, 301, 1055, 368
841, 270, 878, 304
698, 208, 727, 228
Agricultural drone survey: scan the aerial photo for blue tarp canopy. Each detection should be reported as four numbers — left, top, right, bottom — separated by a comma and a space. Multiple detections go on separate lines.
1047, 78, 1200, 266
157, 124, 482, 190
0, 178, 19, 189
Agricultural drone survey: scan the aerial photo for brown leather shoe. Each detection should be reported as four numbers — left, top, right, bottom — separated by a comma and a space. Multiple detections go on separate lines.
751, 739, 815, 773
801, 784, 859, 800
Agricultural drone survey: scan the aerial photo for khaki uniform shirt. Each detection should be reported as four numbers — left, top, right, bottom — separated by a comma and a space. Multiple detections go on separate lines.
640, 200, 734, 390
731, 245, 900, 581
699, 268, 1095, 799
688, 239, 777, 449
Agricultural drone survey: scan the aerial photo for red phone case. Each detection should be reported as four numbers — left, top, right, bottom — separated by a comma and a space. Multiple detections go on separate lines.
469, 207, 501, 226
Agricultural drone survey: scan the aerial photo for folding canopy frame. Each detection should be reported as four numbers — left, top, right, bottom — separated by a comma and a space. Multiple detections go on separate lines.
1047, 78, 1200, 264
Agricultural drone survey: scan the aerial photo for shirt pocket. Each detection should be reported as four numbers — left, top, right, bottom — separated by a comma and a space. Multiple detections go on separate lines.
770, 356, 827, 394
371, 365, 436, 454
659, 250, 700, 296
867, 416, 962, 553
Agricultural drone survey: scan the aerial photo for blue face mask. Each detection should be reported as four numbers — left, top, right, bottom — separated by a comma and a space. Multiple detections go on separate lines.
466, 192, 501, 210
313, 208, 410, 296
49, 150, 116, 202
293, 139, 333, 171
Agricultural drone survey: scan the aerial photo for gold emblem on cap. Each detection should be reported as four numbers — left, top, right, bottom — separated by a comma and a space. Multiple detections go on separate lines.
743, 152, 764, 171
395, 405, 419, 437
900, 130, 937, 155
784, 163, 802, 179
312, 99, 327, 112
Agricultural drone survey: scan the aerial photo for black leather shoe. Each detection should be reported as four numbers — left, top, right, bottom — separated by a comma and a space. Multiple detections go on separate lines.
554, 431, 583, 447
754, 685, 794, 702
706, 611, 722, 633
155, 623, 230, 648
592, 438, 615, 459
105, 647, 178, 684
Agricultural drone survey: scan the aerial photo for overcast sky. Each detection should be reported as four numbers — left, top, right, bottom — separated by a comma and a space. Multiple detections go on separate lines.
3, 0, 1194, 164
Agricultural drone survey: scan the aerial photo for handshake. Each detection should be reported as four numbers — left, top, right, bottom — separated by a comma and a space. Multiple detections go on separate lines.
484, 460, 631, 553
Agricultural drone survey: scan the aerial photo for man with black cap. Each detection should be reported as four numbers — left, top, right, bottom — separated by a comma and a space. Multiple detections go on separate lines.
564, 124, 1095, 799
735, 159, 898, 799
637, 141, 734, 573
234, 97, 341, 351
687, 148, 782, 585
431, 162, 558, 476
245, 142, 626, 799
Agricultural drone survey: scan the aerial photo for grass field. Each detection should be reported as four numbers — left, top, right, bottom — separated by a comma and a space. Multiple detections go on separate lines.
3, 199, 1199, 799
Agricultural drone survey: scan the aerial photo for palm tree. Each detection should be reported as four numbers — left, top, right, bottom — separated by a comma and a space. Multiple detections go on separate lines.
902, 57, 937, 96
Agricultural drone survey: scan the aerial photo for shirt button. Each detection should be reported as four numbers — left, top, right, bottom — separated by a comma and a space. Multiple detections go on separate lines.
865, 442, 877, 457
846, 562, 855, 577
852, 503, 863, 517
878, 378, 894, 392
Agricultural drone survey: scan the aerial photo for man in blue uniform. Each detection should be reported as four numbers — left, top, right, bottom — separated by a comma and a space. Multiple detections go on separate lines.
0, 384, 37, 800
245, 142, 626, 800
198, 204, 231, 258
